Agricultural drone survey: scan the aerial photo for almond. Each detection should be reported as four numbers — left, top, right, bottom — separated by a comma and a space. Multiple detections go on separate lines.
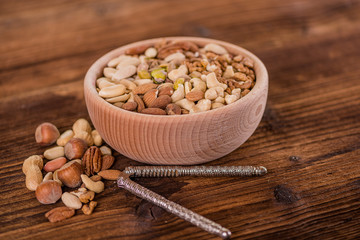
149, 95, 171, 109
165, 104, 181, 115
101, 155, 115, 171
98, 170, 121, 180
143, 89, 158, 107
122, 101, 138, 111
141, 108, 166, 115
132, 83, 157, 95
158, 86, 174, 96
125, 44, 152, 55
186, 90, 204, 102
134, 94, 145, 112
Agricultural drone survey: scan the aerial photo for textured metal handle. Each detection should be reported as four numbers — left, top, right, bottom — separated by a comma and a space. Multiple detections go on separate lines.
124, 165, 267, 177
117, 174, 231, 239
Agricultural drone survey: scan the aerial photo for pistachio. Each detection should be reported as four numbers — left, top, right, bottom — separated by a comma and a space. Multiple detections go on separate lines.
151, 68, 167, 84
138, 70, 151, 79
174, 78, 185, 90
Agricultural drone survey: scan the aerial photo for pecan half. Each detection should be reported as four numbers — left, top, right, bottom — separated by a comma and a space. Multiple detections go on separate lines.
82, 146, 102, 176
45, 207, 75, 223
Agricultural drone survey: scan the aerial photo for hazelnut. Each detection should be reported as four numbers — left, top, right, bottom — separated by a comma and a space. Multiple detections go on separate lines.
35, 180, 62, 204
35, 122, 60, 146
64, 138, 88, 160
57, 161, 83, 188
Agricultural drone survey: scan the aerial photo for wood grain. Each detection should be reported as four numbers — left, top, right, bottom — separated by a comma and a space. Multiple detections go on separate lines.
1, 0, 360, 239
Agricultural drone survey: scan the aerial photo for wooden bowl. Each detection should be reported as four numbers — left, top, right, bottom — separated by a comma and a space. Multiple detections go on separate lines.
84, 37, 268, 165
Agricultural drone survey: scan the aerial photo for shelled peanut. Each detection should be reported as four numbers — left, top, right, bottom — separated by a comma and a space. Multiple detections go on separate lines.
22, 120, 119, 223
96, 40, 256, 115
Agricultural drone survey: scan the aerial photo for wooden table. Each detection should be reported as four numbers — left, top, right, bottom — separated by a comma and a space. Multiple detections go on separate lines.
1, 0, 359, 239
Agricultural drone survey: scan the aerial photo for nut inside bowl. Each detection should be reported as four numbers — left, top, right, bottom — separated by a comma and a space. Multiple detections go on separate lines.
84, 37, 268, 165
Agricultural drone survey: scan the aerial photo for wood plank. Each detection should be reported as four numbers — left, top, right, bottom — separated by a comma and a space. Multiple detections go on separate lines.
0, 0, 359, 239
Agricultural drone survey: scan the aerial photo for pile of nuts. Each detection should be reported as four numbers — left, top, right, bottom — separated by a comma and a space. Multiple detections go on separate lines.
23, 120, 121, 222
96, 40, 256, 115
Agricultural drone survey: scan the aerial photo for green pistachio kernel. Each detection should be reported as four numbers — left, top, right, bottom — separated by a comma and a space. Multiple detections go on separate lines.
151, 69, 167, 84
138, 70, 151, 79
174, 78, 185, 90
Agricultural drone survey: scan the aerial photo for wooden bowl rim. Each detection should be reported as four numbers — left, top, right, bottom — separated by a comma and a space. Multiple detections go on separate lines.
84, 36, 268, 118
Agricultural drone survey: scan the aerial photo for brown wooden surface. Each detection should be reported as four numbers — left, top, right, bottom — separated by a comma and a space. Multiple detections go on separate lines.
1, 0, 360, 239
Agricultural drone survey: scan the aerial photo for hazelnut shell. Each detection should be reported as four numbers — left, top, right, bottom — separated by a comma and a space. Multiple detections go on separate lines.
35, 180, 62, 204
57, 161, 83, 188
64, 138, 88, 160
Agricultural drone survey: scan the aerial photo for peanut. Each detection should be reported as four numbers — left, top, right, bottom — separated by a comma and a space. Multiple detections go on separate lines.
23, 155, 43, 191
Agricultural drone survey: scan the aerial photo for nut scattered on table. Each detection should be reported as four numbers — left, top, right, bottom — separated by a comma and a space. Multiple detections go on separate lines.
96, 40, 256, 115
22, 119, 120, 222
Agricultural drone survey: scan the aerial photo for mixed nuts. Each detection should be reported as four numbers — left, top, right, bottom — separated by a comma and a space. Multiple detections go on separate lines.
96, 40, 256, 115
22, 119, 118, 222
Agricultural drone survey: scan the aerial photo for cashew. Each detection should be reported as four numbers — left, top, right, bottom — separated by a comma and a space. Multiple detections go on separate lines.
81, 174, 104, 193
223, 66, 235, 78
214, 96, 225, 103
105, 93, 130, 103
117, 79, 137, 90
171, 84, 185, 102
204, 88, 218, 100
164, 52, 185, 62
225, 94, 238, 105
204, 43, 228, 55
168, 65, 188, 81
190, 99, 211, 113
133, 79, 153, 86
212, 102, 225, 109
213, 86, 225, 97
97, 78, 115, 89
112, 65, 137, 81
206, 72, 227, 90
190, 78, 207, 92
175, 98, 195, 111
184, 81, 192, 95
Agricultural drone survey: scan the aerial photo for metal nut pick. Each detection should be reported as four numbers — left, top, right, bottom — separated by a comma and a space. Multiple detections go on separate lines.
117, 172, 231, 239
124, 165, 267, 177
